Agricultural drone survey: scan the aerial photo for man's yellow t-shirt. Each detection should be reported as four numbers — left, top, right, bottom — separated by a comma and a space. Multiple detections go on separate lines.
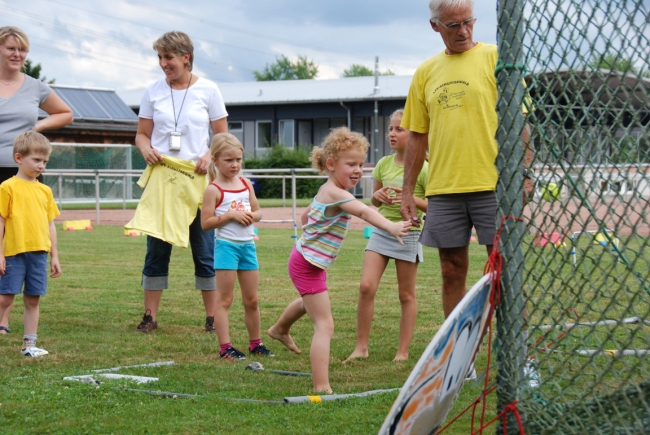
402, 42, 501, 196
125, 155, 208, 248
0, 177, 60, 257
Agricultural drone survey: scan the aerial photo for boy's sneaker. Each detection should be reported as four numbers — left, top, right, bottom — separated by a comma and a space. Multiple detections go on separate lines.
524, 360, 541, 388
135, 309, 158, 333
205, 316, 216, 333
220, 346, 247, 361
465, 363, 477, 382
21, 346, 49, 357
250, 343, 275, 357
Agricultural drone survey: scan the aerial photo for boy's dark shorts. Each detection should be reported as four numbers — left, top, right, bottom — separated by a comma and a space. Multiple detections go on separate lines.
419, 191, 497, 248
0, 252, 48, 296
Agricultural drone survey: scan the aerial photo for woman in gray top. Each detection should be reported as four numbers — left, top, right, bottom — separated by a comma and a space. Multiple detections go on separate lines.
0, 26, 73, 335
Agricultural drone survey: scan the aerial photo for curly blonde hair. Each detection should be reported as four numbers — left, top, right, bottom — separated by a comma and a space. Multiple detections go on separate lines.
311, 127, 369, 174
207, 133, 245, 182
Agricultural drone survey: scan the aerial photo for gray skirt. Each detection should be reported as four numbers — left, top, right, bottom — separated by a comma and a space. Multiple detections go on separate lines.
365, 228, 424, 263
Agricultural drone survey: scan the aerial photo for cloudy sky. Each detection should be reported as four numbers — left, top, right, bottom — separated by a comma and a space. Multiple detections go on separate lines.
1, 0, 499, 105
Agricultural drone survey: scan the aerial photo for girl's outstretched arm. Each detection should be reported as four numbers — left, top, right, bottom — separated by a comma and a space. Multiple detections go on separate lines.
339, 199, 410, 245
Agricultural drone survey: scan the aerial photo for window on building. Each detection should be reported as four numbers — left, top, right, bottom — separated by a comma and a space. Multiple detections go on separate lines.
256, 121, 272, 148
228, 121, 243, 131
278, 120, 294, 148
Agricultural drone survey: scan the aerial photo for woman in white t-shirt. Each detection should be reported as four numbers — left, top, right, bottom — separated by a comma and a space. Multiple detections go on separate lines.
134, 31, 228, 334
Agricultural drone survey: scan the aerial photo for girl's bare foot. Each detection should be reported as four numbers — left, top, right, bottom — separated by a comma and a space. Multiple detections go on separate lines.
267, 326, 301, 354
344, 349, 369, 362
314, 386, 333, 395
393, 353, 408, 362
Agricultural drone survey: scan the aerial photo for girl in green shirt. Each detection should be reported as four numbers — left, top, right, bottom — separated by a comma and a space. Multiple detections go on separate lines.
346, 109, 429, 361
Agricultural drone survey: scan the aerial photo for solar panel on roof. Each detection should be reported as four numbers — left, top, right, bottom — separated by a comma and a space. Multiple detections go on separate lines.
38, 87, 137, 122
90, 91, 138, 121
58, 88, 111, 119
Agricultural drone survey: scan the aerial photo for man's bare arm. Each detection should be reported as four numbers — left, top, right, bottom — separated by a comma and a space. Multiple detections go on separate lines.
400, 131, 428, 226
523, 122, 535, 201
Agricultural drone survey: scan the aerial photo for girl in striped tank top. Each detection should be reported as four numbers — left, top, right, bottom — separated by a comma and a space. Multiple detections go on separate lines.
268, 127, 410, 393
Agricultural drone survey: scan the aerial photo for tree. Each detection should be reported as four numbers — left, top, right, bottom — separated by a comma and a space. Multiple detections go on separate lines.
253, 55, 318, 81
21, 59, 55, 84
588, 52, 650, 78
341, 64, 395, 78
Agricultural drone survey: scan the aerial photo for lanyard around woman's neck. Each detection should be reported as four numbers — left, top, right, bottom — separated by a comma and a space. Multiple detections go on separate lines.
169, 73, 192, 131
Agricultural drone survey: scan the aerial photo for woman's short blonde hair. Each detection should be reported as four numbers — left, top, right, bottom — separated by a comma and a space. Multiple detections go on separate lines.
0, 26, 29, 50
207, 133, 245, 182
311, 127, 369, 174
153, 31, 194, 71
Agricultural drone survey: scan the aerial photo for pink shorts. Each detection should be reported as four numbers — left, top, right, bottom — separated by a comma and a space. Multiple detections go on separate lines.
288, 246, 328, 296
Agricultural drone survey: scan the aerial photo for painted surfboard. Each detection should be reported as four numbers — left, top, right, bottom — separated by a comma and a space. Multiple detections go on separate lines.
379, 273, 494, 435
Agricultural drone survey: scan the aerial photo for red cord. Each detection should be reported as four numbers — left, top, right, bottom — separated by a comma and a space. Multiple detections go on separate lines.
437, 216, 526, 435
469, 401, 524, 435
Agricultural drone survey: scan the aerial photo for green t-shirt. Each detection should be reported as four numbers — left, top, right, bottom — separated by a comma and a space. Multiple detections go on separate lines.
372, 154, 429, 230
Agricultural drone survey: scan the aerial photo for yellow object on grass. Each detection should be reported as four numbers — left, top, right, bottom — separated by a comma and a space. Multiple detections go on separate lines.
62, 220, 93, 231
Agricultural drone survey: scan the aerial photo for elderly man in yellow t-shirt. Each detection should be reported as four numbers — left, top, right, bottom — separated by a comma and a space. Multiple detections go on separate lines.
400, 0, 532, 324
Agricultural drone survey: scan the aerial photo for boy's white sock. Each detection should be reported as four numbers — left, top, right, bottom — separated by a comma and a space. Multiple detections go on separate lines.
23, 334, 37, 348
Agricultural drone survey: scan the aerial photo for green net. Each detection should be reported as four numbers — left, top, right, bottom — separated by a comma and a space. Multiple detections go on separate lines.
44, 145, 146, 203
495, 0, 650, 433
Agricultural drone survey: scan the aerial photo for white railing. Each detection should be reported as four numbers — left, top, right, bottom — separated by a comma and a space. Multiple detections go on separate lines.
43, 167, 375, 225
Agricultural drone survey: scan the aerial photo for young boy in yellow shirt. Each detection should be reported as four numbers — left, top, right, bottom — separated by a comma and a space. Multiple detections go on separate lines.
0, 131, 61, 357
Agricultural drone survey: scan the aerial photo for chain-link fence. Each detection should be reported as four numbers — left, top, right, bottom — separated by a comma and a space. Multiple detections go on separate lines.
44, 144, 147, 203
495, 0, 650, 433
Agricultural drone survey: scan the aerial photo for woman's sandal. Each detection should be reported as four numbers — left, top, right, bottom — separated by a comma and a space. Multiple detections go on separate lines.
0, 326, 11, 334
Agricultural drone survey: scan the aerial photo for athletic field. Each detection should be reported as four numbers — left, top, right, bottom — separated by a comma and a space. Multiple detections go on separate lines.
0, 226, 494, 434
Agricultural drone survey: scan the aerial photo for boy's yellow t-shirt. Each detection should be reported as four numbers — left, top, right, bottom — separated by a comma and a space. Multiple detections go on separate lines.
125, 155, 208, 247
0, 177, 60, 257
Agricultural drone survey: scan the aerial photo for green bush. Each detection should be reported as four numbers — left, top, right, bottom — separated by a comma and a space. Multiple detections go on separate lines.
244, 144, 324, 199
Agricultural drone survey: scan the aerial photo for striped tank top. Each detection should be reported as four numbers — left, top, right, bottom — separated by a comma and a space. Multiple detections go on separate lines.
296, 197, 353, 269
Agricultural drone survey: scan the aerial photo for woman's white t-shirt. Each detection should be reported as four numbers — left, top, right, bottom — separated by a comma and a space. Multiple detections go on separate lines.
139, 77, 228, 162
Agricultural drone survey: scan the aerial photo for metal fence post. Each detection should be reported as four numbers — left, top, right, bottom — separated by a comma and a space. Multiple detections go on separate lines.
123, 174, 127, 210
496, 0, 526, 432
291, 169, 297, 229
95, 170, 100, 225
282, 177, 286, 207
58, 174, 63, 210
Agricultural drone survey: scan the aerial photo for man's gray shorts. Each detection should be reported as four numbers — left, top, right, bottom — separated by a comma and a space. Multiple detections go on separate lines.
419, 191, 497, 248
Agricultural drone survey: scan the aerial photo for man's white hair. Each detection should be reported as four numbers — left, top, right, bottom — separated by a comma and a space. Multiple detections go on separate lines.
428, 0, 474, 21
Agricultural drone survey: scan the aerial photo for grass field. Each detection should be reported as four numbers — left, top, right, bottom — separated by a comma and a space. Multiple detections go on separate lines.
0, 226, 494, 434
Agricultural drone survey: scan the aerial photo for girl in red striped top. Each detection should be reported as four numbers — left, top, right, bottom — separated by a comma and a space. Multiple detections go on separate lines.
201, 133, 274, 361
